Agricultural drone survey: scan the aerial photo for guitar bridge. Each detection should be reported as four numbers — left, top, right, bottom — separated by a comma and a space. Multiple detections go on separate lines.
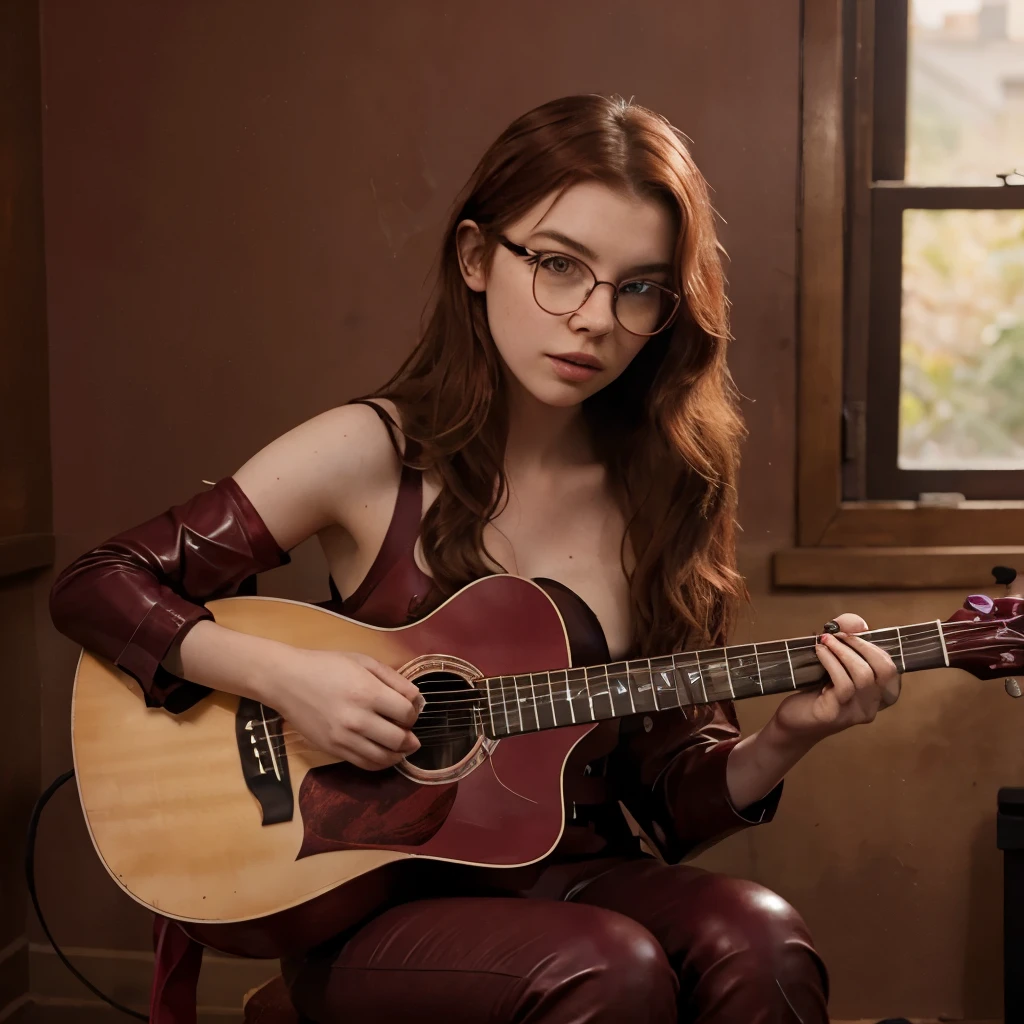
234, 698, 294, 825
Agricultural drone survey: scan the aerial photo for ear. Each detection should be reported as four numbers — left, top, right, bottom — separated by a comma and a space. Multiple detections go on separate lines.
455, 219, 488, 293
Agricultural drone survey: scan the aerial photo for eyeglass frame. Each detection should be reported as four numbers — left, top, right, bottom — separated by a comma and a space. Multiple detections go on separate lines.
495, 235, 682, 338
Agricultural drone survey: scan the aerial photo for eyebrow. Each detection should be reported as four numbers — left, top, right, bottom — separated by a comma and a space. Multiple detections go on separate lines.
527, 229, 674, 277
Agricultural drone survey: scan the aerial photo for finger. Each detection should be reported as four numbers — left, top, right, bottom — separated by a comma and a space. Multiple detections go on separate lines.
357, 712, 421, 754
816, 638, 857, 704
838, 632, 900, 677
340, 734, 406, 771
820, 633, 874, 689
367, 682, 423, 727
830, 612, 869, 634
362, 658, 426, 711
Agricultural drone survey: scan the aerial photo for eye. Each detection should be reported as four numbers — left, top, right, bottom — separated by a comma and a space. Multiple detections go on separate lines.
619, 279, 657, 296
538, 254, 583, 276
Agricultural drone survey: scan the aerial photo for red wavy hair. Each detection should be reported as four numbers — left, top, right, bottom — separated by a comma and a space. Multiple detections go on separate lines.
361, 94, 750, 656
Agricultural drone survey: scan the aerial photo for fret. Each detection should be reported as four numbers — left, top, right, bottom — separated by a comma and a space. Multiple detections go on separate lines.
517, 675, 538, 732
783, 639, 797, 689
606, 662, 635, 718
623, 660, 659, 714
672, 651, 702, 706
749, 641, 795, 695
529, 672, 542, 732
887, 621, 945, 672
722, 647, 735, 698
895, 627, 906, 673
860, 627, 902, 675
565, 667, 593, 722
719, 644, 762, 699
752, 643, 765, 694
535, 671, 559, 730
484, 677, 496, 735
588, 665, 615, 720
936, 620, 950, 666
499, 675, 511, 736
561, 669, 576, 724
501, 675, 520, 733
648, 655, 683, 708
646, 658, 661, 711
583, 667, 596, 720
697, 649, 737, 703
691, 651, 710, 703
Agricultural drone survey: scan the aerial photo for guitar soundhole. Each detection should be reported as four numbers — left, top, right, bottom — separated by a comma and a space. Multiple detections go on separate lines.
405, 671, 482, 772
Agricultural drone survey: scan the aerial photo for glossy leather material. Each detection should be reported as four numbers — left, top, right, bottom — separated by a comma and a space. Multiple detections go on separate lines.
48, 409, 825, 1022
49, 477, 289, 711
273, 857, 827, 1024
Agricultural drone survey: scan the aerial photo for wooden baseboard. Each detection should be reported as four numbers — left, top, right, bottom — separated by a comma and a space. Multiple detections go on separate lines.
0, 939, 29, 1022
27, 943, 277, 1019
0, 997, 31, 1024
18, 1000, 238, 1023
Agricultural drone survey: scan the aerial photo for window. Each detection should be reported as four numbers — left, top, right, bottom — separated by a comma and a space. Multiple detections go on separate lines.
775, 0, 1024, 589
847, 0, 1024, 501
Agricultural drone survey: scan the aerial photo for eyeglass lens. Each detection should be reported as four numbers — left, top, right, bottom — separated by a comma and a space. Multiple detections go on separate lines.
532, 253, 676, 335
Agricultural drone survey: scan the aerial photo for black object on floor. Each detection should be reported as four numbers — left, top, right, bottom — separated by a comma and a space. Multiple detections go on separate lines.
998, 787, 1024, 1024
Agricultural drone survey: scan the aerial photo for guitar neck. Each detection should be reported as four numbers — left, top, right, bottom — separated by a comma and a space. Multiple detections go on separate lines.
484, 619, 953, 739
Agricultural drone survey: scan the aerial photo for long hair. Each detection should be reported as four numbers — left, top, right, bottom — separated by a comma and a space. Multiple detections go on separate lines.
361, 94, 750, 656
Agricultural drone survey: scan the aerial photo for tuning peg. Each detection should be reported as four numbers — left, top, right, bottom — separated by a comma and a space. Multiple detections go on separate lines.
993, 566, 1018, 591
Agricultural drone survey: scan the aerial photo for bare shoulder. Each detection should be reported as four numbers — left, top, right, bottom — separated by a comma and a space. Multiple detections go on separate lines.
232, 400, 405, 552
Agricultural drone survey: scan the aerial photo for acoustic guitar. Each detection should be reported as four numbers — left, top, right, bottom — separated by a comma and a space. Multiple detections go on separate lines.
70, 576, 1023, 957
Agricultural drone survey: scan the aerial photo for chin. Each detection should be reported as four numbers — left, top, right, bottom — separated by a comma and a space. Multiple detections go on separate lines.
525, 379, 596, 409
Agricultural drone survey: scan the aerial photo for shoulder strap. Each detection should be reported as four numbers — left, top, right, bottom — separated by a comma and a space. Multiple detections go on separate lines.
348, 398, 422, 463
338, 400, 425, 612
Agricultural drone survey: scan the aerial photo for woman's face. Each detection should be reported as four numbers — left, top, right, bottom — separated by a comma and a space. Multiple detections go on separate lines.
457, 181, 677, 409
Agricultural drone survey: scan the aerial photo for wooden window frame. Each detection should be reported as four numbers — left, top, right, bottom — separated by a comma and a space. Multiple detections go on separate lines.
773, 0, 1024, 590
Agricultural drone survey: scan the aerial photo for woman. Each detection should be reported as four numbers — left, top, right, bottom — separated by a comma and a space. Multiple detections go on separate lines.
50, 94, 900, 1023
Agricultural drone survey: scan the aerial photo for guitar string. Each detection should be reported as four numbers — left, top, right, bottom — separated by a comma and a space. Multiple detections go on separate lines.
259, 631, 1017, 743
257, 631, 1019, 739
253, 632, 1020, 751
255, 620, 1000, 717
254, 622, 1015, 720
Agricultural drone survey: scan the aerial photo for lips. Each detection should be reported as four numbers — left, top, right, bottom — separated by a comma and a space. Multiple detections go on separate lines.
550, 352, 603, 370
547, 353, 603, 384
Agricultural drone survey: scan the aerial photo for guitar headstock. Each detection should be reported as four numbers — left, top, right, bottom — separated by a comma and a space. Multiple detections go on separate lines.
943, 593, 1024, 680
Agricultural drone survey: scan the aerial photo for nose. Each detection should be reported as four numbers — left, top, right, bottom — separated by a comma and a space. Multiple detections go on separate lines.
570, 281, 617, 334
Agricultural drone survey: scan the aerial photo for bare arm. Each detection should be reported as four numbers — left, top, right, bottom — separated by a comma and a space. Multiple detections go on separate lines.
51, 402, 424, 770
163, 400, 403, 687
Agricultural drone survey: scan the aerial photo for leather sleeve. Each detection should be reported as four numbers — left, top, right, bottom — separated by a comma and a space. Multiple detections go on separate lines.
610, 700, 783, 862
49, 477, 290, 713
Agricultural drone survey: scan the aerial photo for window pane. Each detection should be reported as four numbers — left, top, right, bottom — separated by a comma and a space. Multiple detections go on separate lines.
900, 208, 1024, 469
907, 0, 1024, 184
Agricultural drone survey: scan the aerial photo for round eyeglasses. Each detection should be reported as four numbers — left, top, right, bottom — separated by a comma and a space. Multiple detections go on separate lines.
497, 235, 681, 337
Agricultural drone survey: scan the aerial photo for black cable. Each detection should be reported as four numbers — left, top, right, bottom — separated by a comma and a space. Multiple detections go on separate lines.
25, 769, 149, 1021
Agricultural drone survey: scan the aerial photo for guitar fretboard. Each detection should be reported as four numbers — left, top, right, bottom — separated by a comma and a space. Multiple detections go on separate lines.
482, 620, 953, 738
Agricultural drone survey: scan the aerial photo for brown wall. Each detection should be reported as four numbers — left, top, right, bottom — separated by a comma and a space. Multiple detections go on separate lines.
32, 1, 1017, 1020
1, 0, 48, 1019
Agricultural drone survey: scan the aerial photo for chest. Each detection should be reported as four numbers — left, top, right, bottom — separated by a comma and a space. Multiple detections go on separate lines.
425, 470, 635, 661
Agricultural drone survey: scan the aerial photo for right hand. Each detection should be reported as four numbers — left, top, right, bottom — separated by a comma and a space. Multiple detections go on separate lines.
269, 648, 424, 770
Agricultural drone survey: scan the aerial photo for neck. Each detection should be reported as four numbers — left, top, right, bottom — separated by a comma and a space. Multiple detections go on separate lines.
503, 376, 592, 472
483, 619, 956, 738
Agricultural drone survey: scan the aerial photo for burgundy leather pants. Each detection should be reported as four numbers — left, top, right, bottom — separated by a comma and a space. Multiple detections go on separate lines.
281, 858, 828, 1024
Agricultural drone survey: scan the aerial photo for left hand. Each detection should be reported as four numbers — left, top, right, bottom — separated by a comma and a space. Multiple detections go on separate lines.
771, 612, 902, 745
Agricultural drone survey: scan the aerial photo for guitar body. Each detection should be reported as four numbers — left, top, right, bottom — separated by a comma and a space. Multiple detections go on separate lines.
71, 575, 594, 956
